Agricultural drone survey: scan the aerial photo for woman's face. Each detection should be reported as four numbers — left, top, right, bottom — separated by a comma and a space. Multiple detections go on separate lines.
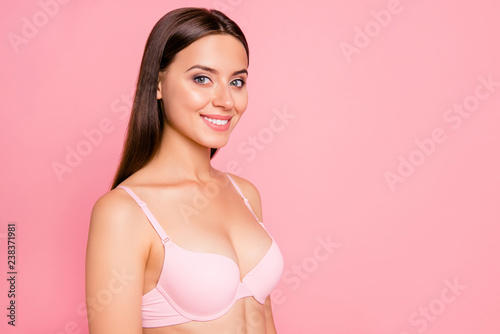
157, 34, 249, 150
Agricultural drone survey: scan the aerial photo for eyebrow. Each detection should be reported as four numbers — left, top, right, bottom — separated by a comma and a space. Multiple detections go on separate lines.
185, 64, 248, 76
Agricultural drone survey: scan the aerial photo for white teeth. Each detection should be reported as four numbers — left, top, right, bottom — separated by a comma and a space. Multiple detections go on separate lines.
203, 116, 229, 125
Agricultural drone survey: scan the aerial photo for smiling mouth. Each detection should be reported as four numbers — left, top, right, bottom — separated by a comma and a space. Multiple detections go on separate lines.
200, 115, 232, 132
202, 116, 230, 125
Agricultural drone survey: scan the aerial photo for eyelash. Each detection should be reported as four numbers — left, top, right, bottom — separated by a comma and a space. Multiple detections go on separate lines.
193, 75, 246, 88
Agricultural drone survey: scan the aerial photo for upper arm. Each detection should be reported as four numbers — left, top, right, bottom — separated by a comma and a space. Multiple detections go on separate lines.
85, 190, 149, 333
227, 173, 263, 222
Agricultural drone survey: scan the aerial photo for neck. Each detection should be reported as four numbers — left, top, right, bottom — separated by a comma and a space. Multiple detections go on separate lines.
145, 124, 217, 184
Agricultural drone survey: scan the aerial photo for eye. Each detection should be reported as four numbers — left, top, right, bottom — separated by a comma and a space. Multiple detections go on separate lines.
194, 76, 212, 85
230, 79, 246, 88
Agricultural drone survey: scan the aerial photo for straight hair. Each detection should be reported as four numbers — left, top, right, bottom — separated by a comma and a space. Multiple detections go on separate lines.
111, 7, 249, 189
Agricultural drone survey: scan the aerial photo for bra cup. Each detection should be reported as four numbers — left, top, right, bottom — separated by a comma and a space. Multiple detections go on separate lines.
242, 240, 284, 303
160, 242, 241, 317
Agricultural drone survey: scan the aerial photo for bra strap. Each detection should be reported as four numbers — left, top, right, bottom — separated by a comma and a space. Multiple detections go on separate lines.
225, 174, 262, 223
117, 186, 170, 243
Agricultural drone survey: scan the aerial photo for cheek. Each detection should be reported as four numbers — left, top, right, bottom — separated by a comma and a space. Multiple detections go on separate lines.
235, 91, 249, 112
167, 82, 212, 113
185, 89, 212, 110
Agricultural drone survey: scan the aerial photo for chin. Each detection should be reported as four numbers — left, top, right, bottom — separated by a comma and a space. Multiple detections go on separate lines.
210, 142, 228, 149
207, 138, 230, 149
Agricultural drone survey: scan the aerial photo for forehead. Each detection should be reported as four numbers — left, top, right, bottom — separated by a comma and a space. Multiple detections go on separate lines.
170, 34, 248, 72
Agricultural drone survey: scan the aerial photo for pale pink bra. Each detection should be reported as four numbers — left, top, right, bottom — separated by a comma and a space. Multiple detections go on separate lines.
116, 173, 284, 328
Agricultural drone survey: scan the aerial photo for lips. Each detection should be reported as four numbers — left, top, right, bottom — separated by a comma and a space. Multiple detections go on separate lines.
200, 114, 231, 131
199, 114, 233, 120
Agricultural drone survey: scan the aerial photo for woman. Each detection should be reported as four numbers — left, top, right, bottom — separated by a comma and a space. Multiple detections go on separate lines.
85, 7, 284, 333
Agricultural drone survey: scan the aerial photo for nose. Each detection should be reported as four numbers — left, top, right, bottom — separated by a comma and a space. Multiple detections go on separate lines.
212, 83, 234, 110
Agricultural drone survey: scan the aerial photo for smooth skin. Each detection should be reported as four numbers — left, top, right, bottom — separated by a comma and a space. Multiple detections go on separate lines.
85, 34, 278, 333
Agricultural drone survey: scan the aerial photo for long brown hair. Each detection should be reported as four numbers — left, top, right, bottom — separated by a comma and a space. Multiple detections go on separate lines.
110, 7, 249, 189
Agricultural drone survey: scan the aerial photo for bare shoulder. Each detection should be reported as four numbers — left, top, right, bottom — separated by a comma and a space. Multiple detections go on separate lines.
226, 172, 263, 221
90, 188, 142, 232
91, 188, 135, 219
87, 187, 152, 255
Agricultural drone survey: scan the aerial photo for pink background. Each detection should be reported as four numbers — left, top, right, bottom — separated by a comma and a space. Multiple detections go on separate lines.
1, 0, 499, 333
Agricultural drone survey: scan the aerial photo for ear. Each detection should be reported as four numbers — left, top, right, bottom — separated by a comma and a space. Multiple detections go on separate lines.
157, 79, 163, 100
157, 72, 164, 100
